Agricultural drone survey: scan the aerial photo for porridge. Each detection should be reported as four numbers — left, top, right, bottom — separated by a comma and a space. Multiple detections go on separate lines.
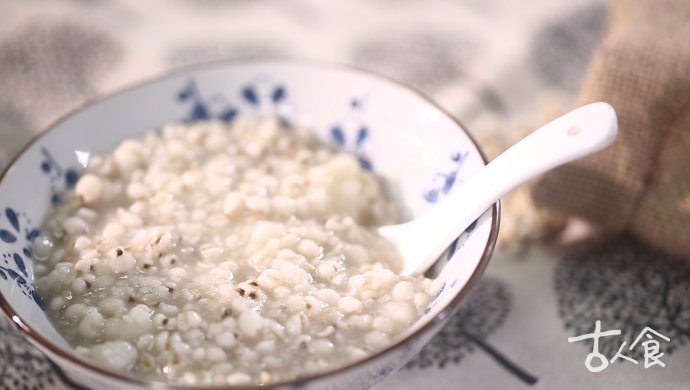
33, 118, 440, 386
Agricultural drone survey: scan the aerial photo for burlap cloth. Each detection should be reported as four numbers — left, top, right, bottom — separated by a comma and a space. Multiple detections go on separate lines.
532, 0, 690, 255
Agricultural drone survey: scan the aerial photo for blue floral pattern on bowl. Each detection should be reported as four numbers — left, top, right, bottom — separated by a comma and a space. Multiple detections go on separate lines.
1, 147, 80, 309
329, 98, 374, 170
0, 207, 44, 309
178, 77, 292, 126
423, 150, 469, 203
177, 79, 240, 123
419, 149, 482, 301
40, 147, 81, 205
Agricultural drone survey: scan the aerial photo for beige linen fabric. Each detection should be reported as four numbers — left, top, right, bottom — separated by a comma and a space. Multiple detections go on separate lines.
532, 0, 690, 254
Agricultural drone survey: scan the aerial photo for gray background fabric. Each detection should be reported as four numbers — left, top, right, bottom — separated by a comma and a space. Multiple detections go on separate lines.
0, 1, 688, 389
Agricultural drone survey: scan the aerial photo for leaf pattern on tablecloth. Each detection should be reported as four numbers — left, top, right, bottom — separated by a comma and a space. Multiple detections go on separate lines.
167, 41, 289, 68
530, 3, 606, 91
556, 234, 690, 360
0, 21, 122, 130
178, 0, 258, 10
0, 105, 31, 171
405, 277, 538, 385
0, 316, 87, 390
350, 32, 479, 93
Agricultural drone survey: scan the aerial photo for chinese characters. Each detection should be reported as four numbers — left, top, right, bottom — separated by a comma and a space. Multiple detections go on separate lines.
568, 321, 671, 372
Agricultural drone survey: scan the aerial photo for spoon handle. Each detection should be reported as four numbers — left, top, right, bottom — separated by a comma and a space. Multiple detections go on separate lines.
382, 102, 618, 275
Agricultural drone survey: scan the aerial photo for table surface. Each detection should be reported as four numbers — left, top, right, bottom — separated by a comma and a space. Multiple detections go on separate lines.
1, 1, 688, 389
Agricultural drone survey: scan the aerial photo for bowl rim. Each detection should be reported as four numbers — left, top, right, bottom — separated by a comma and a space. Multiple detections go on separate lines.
0, 58, 500, 389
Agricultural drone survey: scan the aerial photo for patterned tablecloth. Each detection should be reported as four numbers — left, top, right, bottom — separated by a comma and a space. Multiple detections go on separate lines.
1, 1, 688, 389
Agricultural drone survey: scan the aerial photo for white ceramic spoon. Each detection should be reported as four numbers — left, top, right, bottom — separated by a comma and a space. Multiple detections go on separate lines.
378, 102, 618, 276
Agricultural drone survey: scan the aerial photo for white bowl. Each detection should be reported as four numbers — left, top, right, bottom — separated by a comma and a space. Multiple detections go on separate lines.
0, 60, 499, 389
